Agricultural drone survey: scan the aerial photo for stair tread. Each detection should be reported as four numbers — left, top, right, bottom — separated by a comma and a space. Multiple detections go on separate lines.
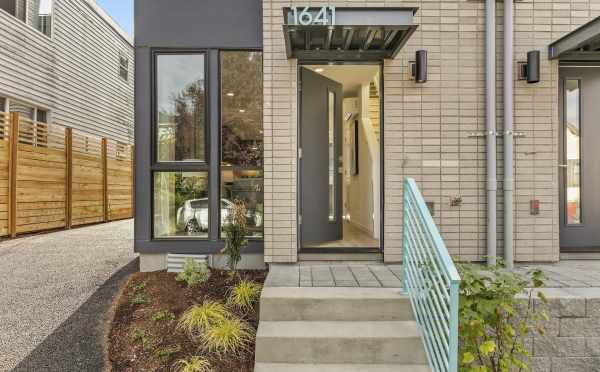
257, 321, 421, 339
255, 363, 429, 372
262, 287, 408, 300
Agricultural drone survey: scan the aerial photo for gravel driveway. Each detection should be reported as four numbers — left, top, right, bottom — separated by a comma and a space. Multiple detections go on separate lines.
0, 220, 137, 371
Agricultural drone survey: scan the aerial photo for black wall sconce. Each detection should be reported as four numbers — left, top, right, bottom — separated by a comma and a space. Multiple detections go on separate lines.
410, 50, 428, 83
518, 50, 540, 84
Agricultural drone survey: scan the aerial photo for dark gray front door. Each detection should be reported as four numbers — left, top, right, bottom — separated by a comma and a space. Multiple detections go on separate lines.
300, 67, 343, 245
559, 67, 600, 249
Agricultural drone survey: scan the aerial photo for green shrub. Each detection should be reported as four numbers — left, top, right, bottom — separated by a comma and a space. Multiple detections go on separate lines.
200, 317, 255, 356
131, 328, 153, 352
154, 345, 181, 363
458, 262, 548, 372
178, 301, 232, 336
222, 200, 248, 274
174, 356, 212, 372
227, 280, 262, 311
130, 281, 150, 305
152, 309, 176, 322
176, 259, 210, 287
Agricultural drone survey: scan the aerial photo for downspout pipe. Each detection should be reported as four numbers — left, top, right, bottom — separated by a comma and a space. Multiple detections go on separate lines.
486, 0, 497, 266
504, 0, 515, 269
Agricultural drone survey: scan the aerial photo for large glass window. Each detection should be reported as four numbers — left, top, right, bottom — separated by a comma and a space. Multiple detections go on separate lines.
156, 53, 206, 162
565, 79, 581, 225
220, 51, 263, 238
153, 172, 209, 238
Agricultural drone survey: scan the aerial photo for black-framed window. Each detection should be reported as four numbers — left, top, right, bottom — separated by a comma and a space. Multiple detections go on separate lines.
151, 49, 263, 241
220, 51, 264, 238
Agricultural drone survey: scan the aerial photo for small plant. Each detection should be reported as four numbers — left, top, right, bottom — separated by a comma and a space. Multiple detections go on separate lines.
178, 301, 232, 336
154, 345, 181, 364
227, 280, 262, 311
131, 328, 153, 352
130, 281, 149, 305
174, 356, 212, 372
131, 292, 149, 305
176, 259, 210, 287
458, 261, 548, 372
153, 309, 176, 322
222, 199, 248, 274
200, 317, 255, 356
132, 281, 147, 292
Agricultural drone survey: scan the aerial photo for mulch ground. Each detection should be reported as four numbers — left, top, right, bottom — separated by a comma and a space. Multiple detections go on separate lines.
108, 269, 267, 372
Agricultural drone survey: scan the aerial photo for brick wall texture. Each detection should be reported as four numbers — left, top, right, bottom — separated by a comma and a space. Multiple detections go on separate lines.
262, 0, 600, 263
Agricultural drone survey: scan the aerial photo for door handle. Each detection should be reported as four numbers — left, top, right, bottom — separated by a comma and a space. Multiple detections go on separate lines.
558, 164, 568, 168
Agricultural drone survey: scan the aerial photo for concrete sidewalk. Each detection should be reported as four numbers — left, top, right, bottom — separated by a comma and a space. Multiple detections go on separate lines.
0, 220, 137, 371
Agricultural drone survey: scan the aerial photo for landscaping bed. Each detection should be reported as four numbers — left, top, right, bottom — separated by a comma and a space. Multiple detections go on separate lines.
108, 269, 267, 372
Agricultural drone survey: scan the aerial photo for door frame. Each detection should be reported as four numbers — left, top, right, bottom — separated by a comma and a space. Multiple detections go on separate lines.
296, 60, 385, 253
558, 62, 600, 252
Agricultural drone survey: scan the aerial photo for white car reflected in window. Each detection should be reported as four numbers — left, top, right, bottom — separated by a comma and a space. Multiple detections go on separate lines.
176, 198, 263, 235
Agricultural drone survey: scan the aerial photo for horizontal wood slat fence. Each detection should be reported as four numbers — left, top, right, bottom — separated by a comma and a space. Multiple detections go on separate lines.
0, 112, 134, 238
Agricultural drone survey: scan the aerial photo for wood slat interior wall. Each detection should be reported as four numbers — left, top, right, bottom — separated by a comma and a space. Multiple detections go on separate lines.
16, 118, 67, 234
71, 131, 104, 226
106, 140, 132, 221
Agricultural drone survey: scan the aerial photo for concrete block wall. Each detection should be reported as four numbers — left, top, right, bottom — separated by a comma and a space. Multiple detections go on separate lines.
262, 0, 600, 263
531, 291, 600, 371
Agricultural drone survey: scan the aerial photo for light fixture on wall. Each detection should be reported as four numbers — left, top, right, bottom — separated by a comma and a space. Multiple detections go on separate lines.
409, 50, 428, 83
226, 92, 235, 97
517, 50, 540, 84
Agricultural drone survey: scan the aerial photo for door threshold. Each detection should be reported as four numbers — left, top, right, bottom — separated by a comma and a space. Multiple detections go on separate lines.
300, 247, 381, 254
299, 248, 383, 262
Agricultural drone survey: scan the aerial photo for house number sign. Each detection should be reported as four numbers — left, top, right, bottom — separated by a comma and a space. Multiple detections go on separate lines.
290, 6, 336, 26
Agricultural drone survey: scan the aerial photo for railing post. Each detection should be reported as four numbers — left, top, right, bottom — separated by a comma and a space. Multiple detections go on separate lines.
101, 137, 108, 222
449, 281, 460, 372
8, 112, 19, 238
65, 128, 73, 229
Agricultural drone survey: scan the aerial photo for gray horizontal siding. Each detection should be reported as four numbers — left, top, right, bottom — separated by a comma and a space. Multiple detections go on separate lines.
0, 0, 133, 143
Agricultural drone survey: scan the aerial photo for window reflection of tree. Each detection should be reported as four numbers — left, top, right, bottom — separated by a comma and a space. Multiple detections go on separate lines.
159, 80, 206, 161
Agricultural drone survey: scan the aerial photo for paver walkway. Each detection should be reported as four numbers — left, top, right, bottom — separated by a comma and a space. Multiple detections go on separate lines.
266, 263, 403, 288
266, 260, 600, 289
0, 220, 136, 372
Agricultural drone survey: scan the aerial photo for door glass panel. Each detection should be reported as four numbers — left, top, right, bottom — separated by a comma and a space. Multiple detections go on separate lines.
565, 79, 581, 225
328, 90, 335, 221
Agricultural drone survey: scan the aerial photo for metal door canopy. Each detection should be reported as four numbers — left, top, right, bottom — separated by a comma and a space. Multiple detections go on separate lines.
283, 7, 419, 61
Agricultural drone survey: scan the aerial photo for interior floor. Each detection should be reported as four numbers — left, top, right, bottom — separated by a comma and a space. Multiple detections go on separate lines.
304, 221, 379, 249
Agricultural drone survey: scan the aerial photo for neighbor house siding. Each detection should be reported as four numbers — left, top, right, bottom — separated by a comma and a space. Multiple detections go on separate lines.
0, 0, 134, 143
262, 0, 600, 263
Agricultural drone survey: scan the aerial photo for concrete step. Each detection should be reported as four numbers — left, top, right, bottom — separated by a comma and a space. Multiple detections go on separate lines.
260, 287, 413, 321
255, 321, 427, 364
255, 363, 430, 372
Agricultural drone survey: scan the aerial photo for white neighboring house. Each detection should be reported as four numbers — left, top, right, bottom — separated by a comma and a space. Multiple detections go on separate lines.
0, 0, 133, 143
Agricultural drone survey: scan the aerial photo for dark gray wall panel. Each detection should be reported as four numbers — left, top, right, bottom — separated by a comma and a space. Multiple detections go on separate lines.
134, 0, 263, 252
135, 0, 262, 48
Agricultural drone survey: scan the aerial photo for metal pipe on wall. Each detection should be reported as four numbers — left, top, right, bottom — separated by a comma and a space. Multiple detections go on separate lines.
504, 0, 515, 269
486, 0, 497, 266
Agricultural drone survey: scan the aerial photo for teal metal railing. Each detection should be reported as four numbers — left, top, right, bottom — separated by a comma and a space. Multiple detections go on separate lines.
403, 178, 461, 372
